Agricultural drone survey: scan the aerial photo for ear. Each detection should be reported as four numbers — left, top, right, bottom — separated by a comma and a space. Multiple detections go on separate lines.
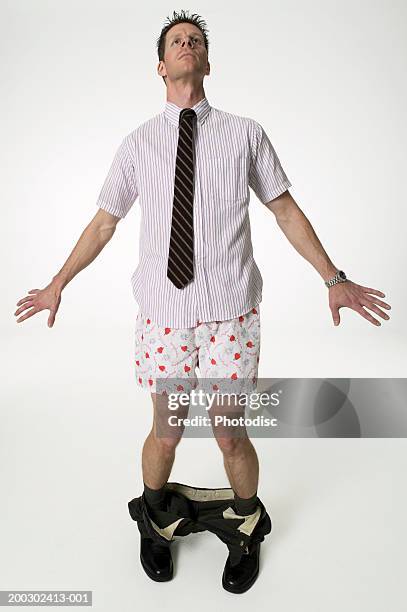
157, 60, 167, 79
205, 60, 210, 76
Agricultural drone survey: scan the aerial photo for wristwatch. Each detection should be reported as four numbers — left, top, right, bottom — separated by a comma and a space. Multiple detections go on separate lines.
325, 270, 347, 288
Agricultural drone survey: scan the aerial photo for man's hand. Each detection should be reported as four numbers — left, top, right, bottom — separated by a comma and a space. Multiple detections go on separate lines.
329, 280, 391, 327
14, 280, 62, 328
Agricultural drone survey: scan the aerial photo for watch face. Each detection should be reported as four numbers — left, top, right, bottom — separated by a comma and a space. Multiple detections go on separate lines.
338, 270, 346, 280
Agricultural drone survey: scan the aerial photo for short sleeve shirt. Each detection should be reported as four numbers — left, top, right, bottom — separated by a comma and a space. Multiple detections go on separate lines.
96, 96, 292, 327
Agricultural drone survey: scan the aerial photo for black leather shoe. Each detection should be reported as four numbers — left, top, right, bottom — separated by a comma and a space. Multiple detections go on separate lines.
222, 541, 261, 594
140, 536, 173, 582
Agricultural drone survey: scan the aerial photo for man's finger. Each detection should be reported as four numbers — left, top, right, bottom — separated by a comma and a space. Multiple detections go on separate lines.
48, 309, 57, 328
362, 301, 390, 321
16, 296, 36, 306
355, 305, 381, 326
16, 308, 38, 323
362, 287, 385, 297
331, 306, 340, 326
368, 297, 391, 310
14, 302, 35, 316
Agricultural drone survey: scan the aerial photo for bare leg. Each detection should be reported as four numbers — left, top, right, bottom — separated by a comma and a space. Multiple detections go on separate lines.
142, 392, 189, 489
220, 438, 259, 498
208, 397, 259, 498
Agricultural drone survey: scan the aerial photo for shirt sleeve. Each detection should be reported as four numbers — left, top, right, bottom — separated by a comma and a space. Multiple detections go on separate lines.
96, 135, 138, 218
249, 120, 292, 204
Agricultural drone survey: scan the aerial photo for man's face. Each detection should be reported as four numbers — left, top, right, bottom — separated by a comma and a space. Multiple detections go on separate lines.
158, 23, 210, 84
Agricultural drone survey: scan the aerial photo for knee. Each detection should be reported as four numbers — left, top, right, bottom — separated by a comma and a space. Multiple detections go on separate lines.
215, 436, 247, 456
152, 430, 183, 454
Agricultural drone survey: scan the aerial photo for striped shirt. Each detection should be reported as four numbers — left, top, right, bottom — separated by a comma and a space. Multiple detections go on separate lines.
96, 96, 292, 328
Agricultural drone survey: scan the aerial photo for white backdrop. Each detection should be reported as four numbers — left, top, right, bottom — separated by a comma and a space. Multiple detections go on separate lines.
2, 1, 406, 610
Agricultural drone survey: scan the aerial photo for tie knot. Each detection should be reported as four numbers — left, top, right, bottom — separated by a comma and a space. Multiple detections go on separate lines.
179, 108, 196, 125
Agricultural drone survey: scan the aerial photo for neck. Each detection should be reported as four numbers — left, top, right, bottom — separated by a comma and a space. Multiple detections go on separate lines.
166, 81, 205, 109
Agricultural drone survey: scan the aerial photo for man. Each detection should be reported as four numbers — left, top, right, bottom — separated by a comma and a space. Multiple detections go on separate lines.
14, 9, 391, 594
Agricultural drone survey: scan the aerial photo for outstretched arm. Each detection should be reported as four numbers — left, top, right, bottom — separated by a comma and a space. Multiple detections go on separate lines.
14, 209, 121, 327
264, 190, 391, 327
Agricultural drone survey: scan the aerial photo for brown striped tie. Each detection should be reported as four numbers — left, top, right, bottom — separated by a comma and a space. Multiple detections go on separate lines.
166, 108, 196, 289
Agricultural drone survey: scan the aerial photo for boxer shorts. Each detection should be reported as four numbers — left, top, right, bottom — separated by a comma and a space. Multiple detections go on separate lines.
134, 304, 261, 395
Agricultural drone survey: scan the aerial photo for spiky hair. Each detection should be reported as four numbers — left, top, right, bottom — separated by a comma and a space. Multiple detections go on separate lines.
156, 9, 209, 84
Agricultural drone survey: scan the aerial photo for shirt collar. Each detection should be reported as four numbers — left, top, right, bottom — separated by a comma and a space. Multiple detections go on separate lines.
164, 96, 212, 127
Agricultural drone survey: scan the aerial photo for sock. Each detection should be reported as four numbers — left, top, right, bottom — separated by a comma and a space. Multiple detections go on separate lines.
234, 491, 258, 516
143, 482, 167, 512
